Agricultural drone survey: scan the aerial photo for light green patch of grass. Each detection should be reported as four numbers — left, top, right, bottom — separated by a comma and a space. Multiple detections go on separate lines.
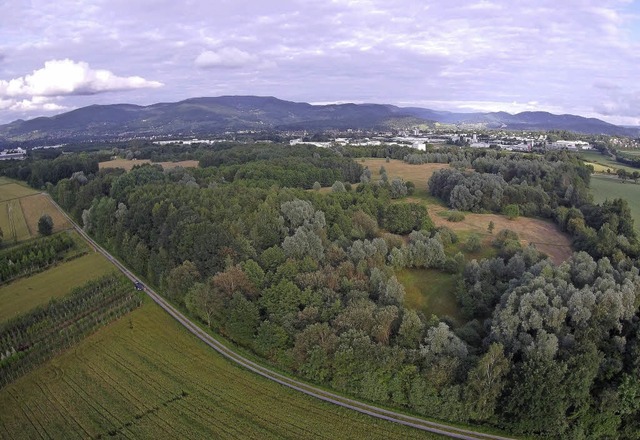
397, 268, 462, 325
0, 298, 437, 440
0, 251, 116, 323
577, 151, 638, 174
591, 174, 640, 231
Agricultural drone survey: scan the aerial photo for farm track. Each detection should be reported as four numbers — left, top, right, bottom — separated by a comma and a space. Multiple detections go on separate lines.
47, 194, 515, 440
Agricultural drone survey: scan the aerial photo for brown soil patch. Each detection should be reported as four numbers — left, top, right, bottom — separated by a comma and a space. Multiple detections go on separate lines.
19, 194, 72, 236
99, 159, 199, 171
428, 204, 572, 264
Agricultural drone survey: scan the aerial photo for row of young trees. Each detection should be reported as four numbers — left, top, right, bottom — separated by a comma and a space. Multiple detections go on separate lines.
0, 274, 142, 388
6, 142, 638, 437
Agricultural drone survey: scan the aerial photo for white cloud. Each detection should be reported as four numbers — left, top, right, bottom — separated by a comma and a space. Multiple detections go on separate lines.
0, 59, 163, 98
195, 47, 258, 69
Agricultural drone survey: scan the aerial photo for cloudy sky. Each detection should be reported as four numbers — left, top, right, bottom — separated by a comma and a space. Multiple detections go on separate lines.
1, 0, 640, 125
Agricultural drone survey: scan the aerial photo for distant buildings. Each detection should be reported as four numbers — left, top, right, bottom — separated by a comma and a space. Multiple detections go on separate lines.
549, 140, 592, 150
0, 147, 26, 160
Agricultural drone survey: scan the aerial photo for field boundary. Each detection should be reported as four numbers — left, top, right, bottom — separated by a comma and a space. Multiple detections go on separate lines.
47, 194, 515, 440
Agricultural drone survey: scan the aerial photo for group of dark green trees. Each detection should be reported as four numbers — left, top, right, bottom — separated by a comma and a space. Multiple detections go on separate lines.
2, 142, 639, 438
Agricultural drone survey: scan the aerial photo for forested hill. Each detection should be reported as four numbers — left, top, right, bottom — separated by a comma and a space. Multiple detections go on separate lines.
0, 96, 637, 145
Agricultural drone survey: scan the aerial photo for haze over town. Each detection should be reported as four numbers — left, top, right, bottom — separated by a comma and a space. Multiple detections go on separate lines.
1, 0, 640, 125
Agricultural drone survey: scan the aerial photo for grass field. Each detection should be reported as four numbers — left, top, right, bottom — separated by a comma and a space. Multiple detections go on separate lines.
397, 269, 462, 324
591, 174, 640, 231
0, 298, 438, 440
359, 158, 449, 197
577, 151, 638, 174
19, 193, 71, 235
0, 251, 116, 323
0, 181, 38, 202
0, 199, 31, 243
99, 159, 199, 171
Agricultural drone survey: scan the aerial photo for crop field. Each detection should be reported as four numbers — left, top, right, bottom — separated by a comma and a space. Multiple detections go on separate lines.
0, 299, 437, 440
0, 181, 38, 202
591, 175, 640, 231
99, 159, 199, 171
0, 251, 116, 323
396, 269, 462, 324
359, 158, 449, 196
19, 194, 71, 235
0, 199, 31, 243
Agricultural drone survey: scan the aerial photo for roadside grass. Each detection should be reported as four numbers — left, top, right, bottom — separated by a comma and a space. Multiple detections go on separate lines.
397, 269, 462, 325
19, 193, 72, 236
0, 251, 116, 323
0, 298, 437, 440
591, 174, 640, 231
99, 158, 199, 171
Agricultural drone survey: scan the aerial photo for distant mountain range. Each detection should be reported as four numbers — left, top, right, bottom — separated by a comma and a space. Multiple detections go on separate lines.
0, 96, 637, 146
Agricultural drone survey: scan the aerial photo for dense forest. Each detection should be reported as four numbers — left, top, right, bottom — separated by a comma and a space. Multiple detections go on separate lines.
2, 143, 639, 438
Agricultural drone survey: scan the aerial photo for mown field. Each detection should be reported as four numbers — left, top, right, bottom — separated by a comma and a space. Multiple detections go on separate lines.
0, 298, 438, 440
578, 150, 638, 174
0, 179, 70, 243
99, 159, 199, 171
359, 158, 449, 196
591, 174, 640, 230
0, 250, 116, 323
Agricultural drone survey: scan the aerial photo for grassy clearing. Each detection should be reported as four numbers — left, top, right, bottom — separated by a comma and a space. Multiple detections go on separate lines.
19, 193, 71, 235
577, 151, 638, 174
99, 158, 199, 171
0, 251, 116, 323
359, 158, 449, 196
591, 174, 640, 231
0, 298, 438, 440
0, 199, 31, 243
0, 182, 38, 202
397, 269, 462, 325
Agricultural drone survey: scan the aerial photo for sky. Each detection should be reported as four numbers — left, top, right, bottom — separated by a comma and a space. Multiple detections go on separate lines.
1, 0, 640, 126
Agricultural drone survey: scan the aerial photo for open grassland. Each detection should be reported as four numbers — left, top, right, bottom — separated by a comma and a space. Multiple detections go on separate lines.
0, 199, 31, 243
0, 181, 38, 202
397, 269, 462, 324
0, 252, 116, 323
591, 174, 640, 231
577, 151, 638, 174
359, 158, 449, 196
0, 299, 437, 440
99, 158, 199, 171
426, 204, 572, 264
19, 193, 71, 235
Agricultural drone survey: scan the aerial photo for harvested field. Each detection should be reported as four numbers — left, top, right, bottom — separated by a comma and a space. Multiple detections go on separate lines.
0, 299, 436, 440
99, 159, 199, 171
0, 251, 116, 323
19, 193, 71, 235
427, 204, 572, 264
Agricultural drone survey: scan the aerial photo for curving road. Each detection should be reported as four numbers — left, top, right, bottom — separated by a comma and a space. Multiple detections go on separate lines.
48, 195, 515, 440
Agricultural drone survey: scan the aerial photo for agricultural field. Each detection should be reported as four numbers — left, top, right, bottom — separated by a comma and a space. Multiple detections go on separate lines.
591, 174, 640, 231
0, 251, 116, 323
0, 298, 437, 440
99, 158, 199, 171
0, 180, 38, 202
359, 158, 449, 196
19, 194, 71, 235
0, 199, 31, 243
396, 268, 462, 324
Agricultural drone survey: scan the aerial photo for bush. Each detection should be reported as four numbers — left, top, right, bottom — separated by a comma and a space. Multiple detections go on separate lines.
446, 211, 466, 222
503, 204, 520, 220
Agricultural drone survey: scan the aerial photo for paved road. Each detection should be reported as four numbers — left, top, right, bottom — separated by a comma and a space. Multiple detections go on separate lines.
48, 195, 515, 440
